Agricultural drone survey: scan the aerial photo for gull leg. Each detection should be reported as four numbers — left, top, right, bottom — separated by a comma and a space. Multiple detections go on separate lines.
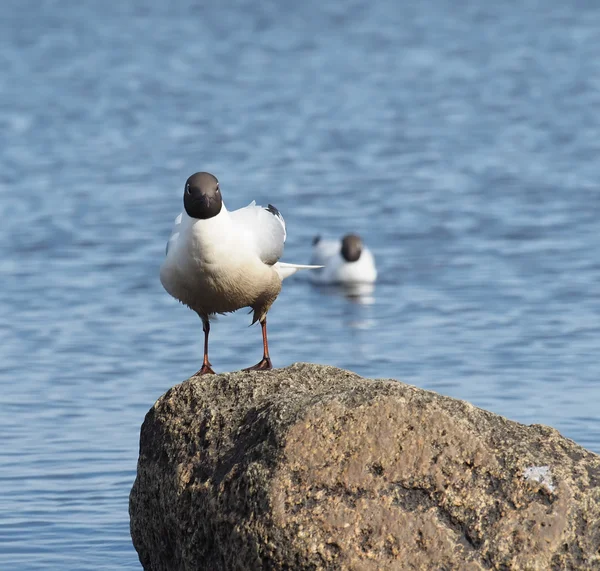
243, 318, 273, 371
194, 318, 215, 375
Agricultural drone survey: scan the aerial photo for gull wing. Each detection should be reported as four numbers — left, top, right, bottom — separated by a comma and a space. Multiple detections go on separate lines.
229, 201, 286, 266
310, 237, 341, 267
165, 213, 183, 256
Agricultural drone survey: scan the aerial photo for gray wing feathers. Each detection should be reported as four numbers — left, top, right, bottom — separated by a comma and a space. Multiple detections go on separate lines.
230, 202, 287, 266
310, 238, 340, 266
165, 213, 183, 256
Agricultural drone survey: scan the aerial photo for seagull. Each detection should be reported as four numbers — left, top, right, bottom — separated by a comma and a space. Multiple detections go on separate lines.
309, 234, 377, 285
160, 172, 320, 375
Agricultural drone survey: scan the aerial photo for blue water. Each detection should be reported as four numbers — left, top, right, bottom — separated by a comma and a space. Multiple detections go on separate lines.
2, 1, 600, 568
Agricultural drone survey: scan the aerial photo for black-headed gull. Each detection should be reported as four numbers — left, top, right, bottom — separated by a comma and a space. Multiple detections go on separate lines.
160, 172, 320, 375
309, 234, 377, 285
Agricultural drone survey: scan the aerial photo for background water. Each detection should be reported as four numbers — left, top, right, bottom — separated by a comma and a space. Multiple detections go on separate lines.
2, 0, 600, 568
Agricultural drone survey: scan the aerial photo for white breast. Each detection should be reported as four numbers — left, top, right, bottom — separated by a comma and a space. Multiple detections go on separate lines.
160, 205, 280, 315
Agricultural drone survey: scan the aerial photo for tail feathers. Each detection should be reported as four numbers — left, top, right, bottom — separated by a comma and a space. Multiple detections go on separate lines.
274, 262, 323, 280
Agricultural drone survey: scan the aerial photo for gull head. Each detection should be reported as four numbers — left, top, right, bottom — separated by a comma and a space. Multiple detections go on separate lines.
341, 234, 363, 262
183, 172, 222, 220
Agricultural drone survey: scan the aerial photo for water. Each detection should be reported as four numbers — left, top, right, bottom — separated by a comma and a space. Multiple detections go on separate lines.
2, 0, 600, 568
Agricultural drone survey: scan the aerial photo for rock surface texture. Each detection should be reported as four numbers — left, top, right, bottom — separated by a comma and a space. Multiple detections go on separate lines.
130, 363, 600, 570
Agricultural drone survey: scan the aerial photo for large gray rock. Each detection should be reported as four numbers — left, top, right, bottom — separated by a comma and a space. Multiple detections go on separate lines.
129, 363, 600, 570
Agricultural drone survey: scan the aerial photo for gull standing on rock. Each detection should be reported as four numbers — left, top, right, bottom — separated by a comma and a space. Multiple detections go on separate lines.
160, 172, 320, 375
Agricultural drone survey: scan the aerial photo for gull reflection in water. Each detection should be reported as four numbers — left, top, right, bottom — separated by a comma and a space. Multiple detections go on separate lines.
312, 282, 377, 331
339, 282, 376, 305
312, 282, 375, 304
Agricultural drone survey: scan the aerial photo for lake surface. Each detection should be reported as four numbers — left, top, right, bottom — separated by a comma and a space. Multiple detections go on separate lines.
2, 0, 600, 568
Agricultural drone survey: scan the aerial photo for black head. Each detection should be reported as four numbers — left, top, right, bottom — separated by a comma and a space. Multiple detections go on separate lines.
183, 172, 222, 220
341, 234, 363, 262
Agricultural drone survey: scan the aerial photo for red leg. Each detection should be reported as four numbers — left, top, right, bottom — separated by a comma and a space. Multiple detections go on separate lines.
194, 318, 215, 375
243, 318, 273, 371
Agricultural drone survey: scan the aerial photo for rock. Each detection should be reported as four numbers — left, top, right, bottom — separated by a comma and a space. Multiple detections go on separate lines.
129, 363, 600, 570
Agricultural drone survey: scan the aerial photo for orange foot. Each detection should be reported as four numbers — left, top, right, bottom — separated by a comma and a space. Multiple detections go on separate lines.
242, 357, 272, 371
194, 363, 216, 376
